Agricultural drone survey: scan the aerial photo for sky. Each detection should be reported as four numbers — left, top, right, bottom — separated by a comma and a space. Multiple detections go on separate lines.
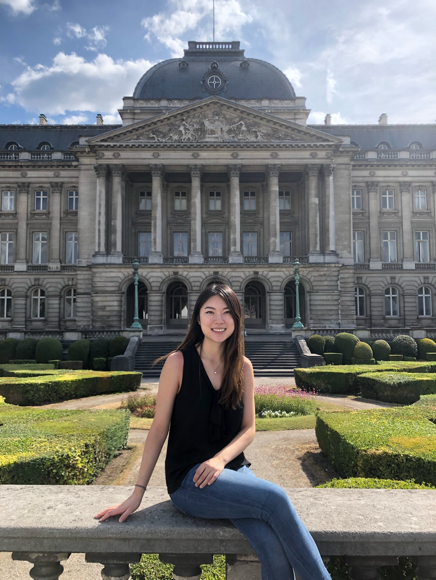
1, 0, 435, 126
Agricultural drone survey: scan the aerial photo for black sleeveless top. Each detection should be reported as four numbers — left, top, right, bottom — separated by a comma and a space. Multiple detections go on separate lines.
165, 345, 250, 494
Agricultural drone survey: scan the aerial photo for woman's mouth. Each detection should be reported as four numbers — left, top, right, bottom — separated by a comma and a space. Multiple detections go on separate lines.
212, 328, 226, 333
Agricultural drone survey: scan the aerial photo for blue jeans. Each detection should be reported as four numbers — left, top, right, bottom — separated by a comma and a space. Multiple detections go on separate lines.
170, 464, 331, 580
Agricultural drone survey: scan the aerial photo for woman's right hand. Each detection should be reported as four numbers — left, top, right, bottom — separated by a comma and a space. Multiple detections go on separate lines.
94, 491, 143, 523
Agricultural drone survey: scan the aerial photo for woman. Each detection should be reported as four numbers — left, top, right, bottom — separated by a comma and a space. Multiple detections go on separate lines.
95, 283, 331, 580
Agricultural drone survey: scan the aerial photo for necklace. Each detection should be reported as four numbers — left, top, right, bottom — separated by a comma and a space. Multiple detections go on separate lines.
200, 347, 223, 374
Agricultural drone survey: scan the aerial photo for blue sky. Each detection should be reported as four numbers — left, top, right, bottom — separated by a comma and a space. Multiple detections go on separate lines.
1, 0, 435, 125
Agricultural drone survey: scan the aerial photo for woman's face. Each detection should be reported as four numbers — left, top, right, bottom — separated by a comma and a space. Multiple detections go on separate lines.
198, 295, 235, 343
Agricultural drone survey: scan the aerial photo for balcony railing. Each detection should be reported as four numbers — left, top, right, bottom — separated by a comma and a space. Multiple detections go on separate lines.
163, 256, 189, 264
416, 263, 436, 270
31, 152, 52, 160
0, 265, 14, 272
410, 150, 431, 159
353, 152, 366, 159
123, 257, 149, 265
354, 262, 370, 270
23, 331, 63, 340
81, 329, 123, 339
1, 486, 435, 580
382, 262, 403, 270
370, 328, 410, 339
27, 264, 49, 272
0, 152, 19, 160
377, 151, 398, 159
204, 256, 229, 264
62, 153, 77, 160
60, 264, 77, 272
283, 256, 309, 264
243, 256, 269, 264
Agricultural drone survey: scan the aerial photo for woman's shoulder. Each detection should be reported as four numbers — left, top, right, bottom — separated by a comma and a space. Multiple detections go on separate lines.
242, 356, 253, 374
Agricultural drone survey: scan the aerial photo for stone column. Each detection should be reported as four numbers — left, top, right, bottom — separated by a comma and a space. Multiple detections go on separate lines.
325, 164, 337, 261
109, 165, 124, 263
46, 292, 60, 330
189, 165, 203, 264
307, 165, 321, 261
15, 182, 29, 272
400, 181, 414, 268
229, 165, 243, 263
268, 290, 285, 332
94, 164, 107, 260
49, 182, 62, 271
147, 290, 164, 332
12, 552, 70, 580
75, 268, 93, 330
367, 181, 382, 269
227, 554, 262, 580
414, 556, 436, 580
267, 164, 282, 263
77, 164, 97, 267
86, 553, 142, 580
12, 290, 26, 329
149, 165, 164, 264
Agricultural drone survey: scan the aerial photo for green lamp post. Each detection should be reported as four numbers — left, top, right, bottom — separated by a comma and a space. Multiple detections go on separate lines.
129, 259, 142, 330
292, 258, 304, 329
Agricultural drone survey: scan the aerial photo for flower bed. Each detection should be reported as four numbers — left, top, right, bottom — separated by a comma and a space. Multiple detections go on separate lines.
254, 385, 318, 417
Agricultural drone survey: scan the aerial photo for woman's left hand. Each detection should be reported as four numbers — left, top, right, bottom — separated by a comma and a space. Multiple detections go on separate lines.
193, 457, 225, 488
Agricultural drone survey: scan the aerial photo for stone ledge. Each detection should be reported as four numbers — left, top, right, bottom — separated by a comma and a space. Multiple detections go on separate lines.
1, 486, 436, 557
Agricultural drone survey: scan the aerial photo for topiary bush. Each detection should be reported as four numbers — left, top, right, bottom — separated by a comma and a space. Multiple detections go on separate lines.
427, 353, 436, 361
35, 338, 63, 364
68, 339, 90, 368
90, 338, 111, 361
92, 357, 107, 371
334, 332, 360, 364
0, 338, 19, 364
417, 338, 436, 361
324, 335, 336, 353
389, 354, 403, 361
59, 361, 83, 370
109, 336, 129, 358
11, 359, 37, 365
307, 334, 325, 355
323, 353, 343, 365
49, 360, 60, 369
353, 342, 373, 360
391, 335, 418, 358
372, 339, 391, 361
16, 338, 38, 361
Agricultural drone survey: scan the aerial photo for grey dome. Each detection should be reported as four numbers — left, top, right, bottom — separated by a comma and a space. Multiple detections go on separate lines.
133, 42, 296, 101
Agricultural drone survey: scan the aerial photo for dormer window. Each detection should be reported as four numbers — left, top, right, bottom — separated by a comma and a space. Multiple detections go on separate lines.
377, 143, 390, 150
8, 144, 18, 151
37, 142, 53, 151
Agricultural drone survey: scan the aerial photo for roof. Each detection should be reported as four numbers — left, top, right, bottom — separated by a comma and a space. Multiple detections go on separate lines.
309, 124, 436, 150
0, 125, 121, 151
133, 41, 296, 101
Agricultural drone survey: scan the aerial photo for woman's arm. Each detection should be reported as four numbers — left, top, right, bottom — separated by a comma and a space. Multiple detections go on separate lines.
94, 351, 183, 522
193, 356, 256, 489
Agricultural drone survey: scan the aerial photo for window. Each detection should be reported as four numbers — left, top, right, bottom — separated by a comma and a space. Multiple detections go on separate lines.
66, 232, 78, 264
173, 232, 188, 256
208, 232, 223, 256
243, 232, 257, 256
279, 190, 291, 210
32, 288, 45, 318
355, 287, 365, 317
385, 287, 399, 317
382, 231, 397, 262
415, 231, 430, 263
209, 191, 222, 211
35, 190, 48, 211
0, 232, 14, 264
381, 190, 395, 210
351, 189, 362, 210
65, 288, 76, 319
139, 232, 152, 257
410, 143, 421, 150
7, 144, 18, 151
33, 232, 48, 264
2, 191, 14, 211
418, 287, 432, 317
0, 288, 12, 318
174, 191, 187, 211
243, 191, 256, 211
139, 191, 151, 211
378, 143, 389, 150
40, 144, 51, 151
280, 232, 292, 256
353, 231, 364, 263
414, 189, 427, 210
68, 190, 79, 211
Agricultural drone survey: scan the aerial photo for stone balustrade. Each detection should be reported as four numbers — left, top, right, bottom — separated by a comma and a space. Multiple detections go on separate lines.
1, 486, 436, 579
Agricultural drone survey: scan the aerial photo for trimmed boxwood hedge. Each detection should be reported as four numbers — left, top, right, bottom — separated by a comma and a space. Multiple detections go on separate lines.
323, 353, 343, 365
109, 336, 129, 358
0, 370, 142, 405
0, 363, 55, 377
0, 401, 129, 484
36, 338, 63, 364
0, 338, 18, 364
315, 404, 436, 485
357, 372, 436, 404
68, 339, 90, 368
90, 338, 110, 361
307, 334, 325, 355
317, 477, 436, 489
16, 338, 38, 361
334, 332, 360, 364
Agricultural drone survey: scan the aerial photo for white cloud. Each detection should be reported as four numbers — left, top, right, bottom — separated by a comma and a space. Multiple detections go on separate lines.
53, 37, 62, 45
66, 23, 86, 39
14, 56, 27, 66
46, 0, 61, 10
9, 52, 155, 116
62, 114, 89, 124
100, 113, 121, 124
284, 67, 302, 90
65, 22, 110, 51
0, 0, 36, 15
326, 70, 336, 105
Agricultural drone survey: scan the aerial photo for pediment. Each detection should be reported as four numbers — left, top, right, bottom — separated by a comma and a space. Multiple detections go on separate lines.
88, 97, 342, 146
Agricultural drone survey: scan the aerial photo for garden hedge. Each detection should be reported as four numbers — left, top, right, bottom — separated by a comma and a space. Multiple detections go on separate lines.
323, 353, 343, 365
90, 338, 110, 361
353, 342, 373, 360
418, 338, 436, 360
315, 404, 436, 485
324, 335, 336, 353
11, 359, 37, 364
372, 339, 391, 361
16, 338, 38, 361
0, 363, 55, 377
334, 332, 360, 364
307, 334, 325, 356
391, 335, 418, 358
109, 336, 129, 358
0, 370, 141, 405
389, 354, 403, 361
93, 357, 107, 371
60, 360, 83, 370
68, 339, 90, 368
357, 372, 436, 404
317, 477, 436, 489
0, 401, 129, 484
36, 338, 63, 364
0, 338, 18, 364
294, 361, 436, 394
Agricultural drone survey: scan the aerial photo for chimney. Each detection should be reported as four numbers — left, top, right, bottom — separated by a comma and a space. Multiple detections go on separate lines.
379, 113, 388, 125
324, 114, 332, 125
39, 114, 47, 126
96, 114, 103, 125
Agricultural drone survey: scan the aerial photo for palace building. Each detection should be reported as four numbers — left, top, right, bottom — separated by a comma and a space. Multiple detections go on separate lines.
1, 41, 436, 338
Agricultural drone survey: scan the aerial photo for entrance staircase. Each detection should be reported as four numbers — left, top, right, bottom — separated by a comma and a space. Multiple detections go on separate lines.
135, 339, 300, 378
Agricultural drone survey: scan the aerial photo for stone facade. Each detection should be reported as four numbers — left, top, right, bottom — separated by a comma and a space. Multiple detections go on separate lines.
0, 41, 435, 337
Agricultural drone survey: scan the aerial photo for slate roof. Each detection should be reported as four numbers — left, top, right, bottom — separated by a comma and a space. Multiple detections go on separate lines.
0, 125, 121, 151
309, 125, 436, 150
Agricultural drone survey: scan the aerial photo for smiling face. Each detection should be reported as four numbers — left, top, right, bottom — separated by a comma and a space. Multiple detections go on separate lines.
198, 295, 235, 344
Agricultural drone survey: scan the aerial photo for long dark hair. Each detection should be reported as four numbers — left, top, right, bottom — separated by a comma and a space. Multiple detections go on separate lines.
157, 283, 245, 409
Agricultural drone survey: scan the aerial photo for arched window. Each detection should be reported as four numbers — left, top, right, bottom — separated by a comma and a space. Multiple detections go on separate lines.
6, 142, 19, 151
244, 283, 262, 320
377, 142, 390, 150
69, 141, 79, 148
418, 286, 432, 317
169, 283, 188, 320
409, 142, 423, 150
355, 287, 366, 317
385, 287, 399, 317
0, 288, 12, 318
37, 142, 52, 151
31, 288, 45, 318
65, 288, 76, 319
